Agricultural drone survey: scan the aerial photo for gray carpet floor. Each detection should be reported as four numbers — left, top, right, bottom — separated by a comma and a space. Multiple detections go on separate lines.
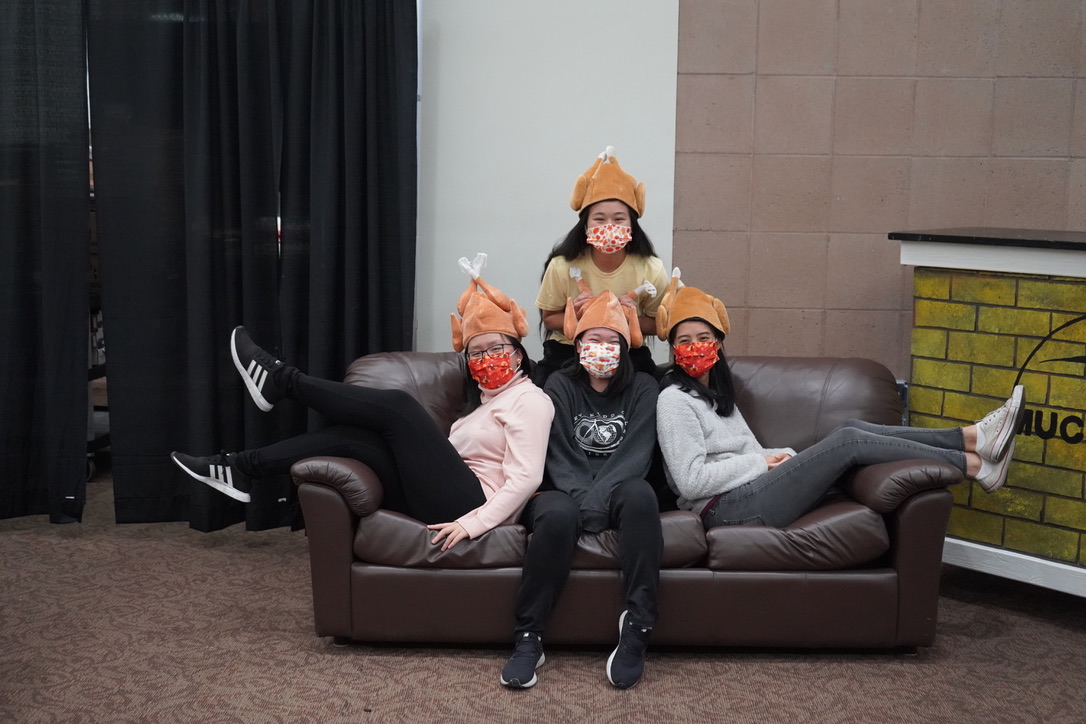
2, 473, 1085, 724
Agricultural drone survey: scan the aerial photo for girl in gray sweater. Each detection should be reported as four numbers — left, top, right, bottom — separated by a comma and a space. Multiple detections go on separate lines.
653, 273, 1025, 530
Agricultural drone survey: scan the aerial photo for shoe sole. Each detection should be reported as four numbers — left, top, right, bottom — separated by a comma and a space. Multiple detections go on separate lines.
231, 327, 275, 413
170, 452, 251, 503
606, 610, 639, 689
979, 429, 1019, 493
500, 652, 545, 689
985, 385, 1025, 462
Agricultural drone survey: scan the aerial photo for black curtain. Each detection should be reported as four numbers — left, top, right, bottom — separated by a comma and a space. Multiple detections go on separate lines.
0, 1, 92, 522
87, 0, 417, 530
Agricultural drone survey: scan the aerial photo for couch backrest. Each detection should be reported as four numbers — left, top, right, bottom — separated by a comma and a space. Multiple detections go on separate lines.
343, 352, 902, 451
344, 351, 467, 435
729, 356, 902, 453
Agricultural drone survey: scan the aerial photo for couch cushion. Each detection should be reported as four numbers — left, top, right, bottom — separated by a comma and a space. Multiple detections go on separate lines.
705, 500, 889, 570
354, 510, 526, 568
571, 511, 707, 569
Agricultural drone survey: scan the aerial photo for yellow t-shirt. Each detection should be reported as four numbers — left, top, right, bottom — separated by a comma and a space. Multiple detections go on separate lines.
535, 252, 669, 345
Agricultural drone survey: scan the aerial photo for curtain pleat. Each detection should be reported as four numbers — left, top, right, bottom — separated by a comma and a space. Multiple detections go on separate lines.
0, 0, 91, 522
87, 0, 193, 524
87, 0, 417, 530
179, 0, 299, 531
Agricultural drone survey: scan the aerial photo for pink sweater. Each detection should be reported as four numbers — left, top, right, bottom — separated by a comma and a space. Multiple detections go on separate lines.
447, 374, 554, 538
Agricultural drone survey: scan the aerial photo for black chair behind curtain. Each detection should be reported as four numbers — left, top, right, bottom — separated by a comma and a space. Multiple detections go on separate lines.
0, 1, 91, 522
87, 0, 417, 530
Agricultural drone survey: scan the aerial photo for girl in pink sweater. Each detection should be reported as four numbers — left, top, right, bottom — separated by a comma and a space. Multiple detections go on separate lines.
171, 262, 553, 551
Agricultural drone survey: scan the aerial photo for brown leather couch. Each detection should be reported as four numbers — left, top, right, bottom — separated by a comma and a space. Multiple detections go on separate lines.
291, 352, 962, 649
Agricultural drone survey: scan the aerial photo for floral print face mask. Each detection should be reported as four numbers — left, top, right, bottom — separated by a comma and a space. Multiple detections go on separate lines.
673, 341, 720, 379
578, 342, 622, 379
585, 224, 633, 254
467, 352, 517, 390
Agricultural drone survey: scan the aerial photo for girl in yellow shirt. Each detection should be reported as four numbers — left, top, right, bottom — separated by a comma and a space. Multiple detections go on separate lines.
534, 146, 668, 384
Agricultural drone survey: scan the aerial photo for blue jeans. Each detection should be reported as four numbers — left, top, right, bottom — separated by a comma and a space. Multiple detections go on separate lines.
702, 419, 966, 529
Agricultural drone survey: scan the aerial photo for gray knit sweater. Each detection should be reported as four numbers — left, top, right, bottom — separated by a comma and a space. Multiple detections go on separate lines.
656, 385, 795, 515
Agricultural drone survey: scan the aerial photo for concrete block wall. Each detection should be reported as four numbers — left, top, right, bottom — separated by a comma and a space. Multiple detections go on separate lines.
909, 268, 1086, 566
674, 0, 1086, 379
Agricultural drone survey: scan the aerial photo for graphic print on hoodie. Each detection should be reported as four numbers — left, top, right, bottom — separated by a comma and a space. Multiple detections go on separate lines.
573, 412, 627, 456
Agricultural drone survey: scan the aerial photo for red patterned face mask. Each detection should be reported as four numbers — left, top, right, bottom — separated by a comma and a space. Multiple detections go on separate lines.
674, 341, 720, 379
467, 352, 517, 390
585, 224, 633, 254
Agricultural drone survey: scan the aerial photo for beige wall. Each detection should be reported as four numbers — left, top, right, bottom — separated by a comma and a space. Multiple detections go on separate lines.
673, 0, 1086, 378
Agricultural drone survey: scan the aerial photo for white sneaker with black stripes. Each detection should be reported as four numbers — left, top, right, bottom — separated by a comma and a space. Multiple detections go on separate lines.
171, 451, 252, 503
230, 326, 284, 412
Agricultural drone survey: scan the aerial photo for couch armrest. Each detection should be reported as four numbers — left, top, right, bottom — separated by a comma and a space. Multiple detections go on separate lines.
705, 500, 889, 571
295, 481, 357, 640
841, 459, 962, 514
291, 456, 383, 517
887, 488, 954, 646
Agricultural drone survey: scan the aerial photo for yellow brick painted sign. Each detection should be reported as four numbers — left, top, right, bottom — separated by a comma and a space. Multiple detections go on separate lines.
909, 268, 1086, 567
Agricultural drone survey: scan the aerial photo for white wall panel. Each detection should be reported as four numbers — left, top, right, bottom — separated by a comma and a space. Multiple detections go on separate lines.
416, 0, 678, 361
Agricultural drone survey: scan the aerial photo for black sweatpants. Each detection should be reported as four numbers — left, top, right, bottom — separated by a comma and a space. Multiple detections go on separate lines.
233, 368, 486, 524
514, 478, 663, 634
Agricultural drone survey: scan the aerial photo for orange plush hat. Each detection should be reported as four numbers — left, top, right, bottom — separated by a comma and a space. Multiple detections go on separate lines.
450, 254, 529, 352
655, 268, 731, 341
563, 290, 643, 348
569, 145, 646, 217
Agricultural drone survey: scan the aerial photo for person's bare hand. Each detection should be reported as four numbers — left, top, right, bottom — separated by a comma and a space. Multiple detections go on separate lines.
426, 521, 469, 551
572, 291, 596, 318
765, 453, 792, 470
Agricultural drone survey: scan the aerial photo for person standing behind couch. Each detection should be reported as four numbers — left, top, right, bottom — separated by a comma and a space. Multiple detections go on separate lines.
501, 290, 662, 691
171, 256, 554, 552
534, 146, 669, 384
653, 270, 1026, 532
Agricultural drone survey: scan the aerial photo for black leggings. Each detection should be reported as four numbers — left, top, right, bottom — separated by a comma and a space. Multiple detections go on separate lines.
234, 368, 486, 524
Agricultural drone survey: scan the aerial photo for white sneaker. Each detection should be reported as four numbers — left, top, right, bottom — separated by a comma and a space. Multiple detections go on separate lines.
975, 385, 1025, 462
976, 434, 1017, 493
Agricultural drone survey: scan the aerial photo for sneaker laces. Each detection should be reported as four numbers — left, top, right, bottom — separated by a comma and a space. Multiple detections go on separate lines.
618, 622, 650, 655
245, 342, 282, 372
510, 633, 541, 660
977, 405, 1003, 426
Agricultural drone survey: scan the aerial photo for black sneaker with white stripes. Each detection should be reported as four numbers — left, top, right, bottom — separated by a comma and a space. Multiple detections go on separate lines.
171, 451, 252, 503
231, 326, 284, 412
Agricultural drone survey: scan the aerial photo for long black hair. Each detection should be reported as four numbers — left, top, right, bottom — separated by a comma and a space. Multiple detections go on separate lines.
561, 333, 637, 397
458, 335, 534, 417
541, 201, 658, 276
659, 321, 736, 417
